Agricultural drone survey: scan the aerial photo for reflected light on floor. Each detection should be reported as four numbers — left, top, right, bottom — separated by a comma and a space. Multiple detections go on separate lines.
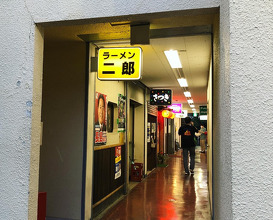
99, 149, 211, 220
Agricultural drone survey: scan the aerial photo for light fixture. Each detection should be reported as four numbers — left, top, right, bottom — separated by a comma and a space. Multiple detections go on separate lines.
162, 110, 175, 119
177, 78, 188, 87
184, 91, 191, 97
170, 113, 175, 119
162, 110, 170, 118
164, 50, 182, 68
190, 104, 195, 108
187, 99, 194, 104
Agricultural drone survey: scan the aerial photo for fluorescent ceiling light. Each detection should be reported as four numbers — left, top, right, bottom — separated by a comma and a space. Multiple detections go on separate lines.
164, 50, 182, 68
184, 91, 191, 97
177, 78, 188, 87
190, 104, 195, 108
187, 99, 193, 104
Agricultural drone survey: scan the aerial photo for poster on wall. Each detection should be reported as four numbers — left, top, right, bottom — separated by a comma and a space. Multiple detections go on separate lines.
151, 123, 156, 148
118, 94, 126, 132
95, 92, 107, 145
115, 146, 122, 179
151, 123, 156, 133
107, 102, 114, 132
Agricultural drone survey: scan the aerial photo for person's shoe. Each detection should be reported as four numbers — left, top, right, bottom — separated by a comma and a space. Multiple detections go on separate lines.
185, 172, 190, 175
190, 169, 194, 174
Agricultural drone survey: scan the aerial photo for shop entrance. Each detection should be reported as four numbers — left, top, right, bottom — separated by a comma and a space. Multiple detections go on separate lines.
147, 114, 157, 171
36, 10, 217, 220
129, 102, 135, 166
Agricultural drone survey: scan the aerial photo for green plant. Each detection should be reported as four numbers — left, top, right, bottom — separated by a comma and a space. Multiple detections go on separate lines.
157, 152, 168, 165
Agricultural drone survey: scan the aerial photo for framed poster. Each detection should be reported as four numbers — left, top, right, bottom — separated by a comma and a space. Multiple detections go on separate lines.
107, 102, 114, 132
95, 92, 107, 145
151, 123, 156, 148
118, 94, 126, 132
147, 122, 151, 143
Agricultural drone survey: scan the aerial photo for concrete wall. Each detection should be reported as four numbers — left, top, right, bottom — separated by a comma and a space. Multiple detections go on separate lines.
228, 1, 273, 219
207, 58, 213, 214
214, 1, 273, 219
39, 41, 86, 219
134, 105, 145, 163
28, 0, 220, 24
28, 26, 44, 220
3, 0, 273, 219
0, 2, 41, 220
213, 2, 233, 218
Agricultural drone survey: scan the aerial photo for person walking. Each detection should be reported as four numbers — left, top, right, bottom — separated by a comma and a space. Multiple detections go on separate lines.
199, 124, 207, 153
179, 117, 198, 175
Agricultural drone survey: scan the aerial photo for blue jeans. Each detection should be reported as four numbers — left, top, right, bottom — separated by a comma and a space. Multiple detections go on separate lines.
183, 147, 195, 173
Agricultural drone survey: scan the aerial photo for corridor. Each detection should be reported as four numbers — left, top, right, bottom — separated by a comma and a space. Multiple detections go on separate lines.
97, 148, 211, 220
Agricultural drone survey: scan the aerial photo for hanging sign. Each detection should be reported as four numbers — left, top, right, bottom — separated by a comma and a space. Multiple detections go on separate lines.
150, 89, 172, 105
98, 47, 142, 80
176, 110, 188, 118
199, 106, 207, 115
167, 103, 182, 113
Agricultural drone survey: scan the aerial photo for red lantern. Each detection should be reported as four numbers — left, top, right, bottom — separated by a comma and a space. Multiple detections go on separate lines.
162, 110, 170, 118
162, 110, 175, 119
169, 112, 175, 119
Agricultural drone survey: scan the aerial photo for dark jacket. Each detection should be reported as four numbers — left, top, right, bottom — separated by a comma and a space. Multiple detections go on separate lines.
178, 124, 198, 148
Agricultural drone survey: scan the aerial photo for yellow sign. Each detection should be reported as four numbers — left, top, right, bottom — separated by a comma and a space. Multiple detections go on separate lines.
98, 47, 142, 80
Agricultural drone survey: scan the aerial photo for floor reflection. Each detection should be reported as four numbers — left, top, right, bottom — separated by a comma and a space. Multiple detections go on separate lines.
98, 147, 210, 220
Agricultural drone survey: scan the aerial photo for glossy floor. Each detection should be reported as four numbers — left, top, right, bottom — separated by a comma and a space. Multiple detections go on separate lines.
99, 148, 211, 220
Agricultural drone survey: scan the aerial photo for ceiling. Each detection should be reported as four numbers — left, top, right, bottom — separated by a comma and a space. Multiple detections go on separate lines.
44, 12, 215, 113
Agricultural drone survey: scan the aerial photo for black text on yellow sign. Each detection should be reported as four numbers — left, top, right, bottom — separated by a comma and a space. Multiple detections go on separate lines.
98, 47, 142, 80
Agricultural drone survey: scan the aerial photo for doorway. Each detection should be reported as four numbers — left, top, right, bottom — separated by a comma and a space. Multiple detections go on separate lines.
147, 114, 157, 171
129, 102, 135, 167
36, 11, 216, 220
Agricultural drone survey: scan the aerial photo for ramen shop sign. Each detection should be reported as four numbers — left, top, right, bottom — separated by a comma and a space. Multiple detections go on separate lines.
98, 47, 142, 80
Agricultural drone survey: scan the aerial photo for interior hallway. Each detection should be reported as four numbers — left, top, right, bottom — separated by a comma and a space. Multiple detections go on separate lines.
97, 147, 211, 220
